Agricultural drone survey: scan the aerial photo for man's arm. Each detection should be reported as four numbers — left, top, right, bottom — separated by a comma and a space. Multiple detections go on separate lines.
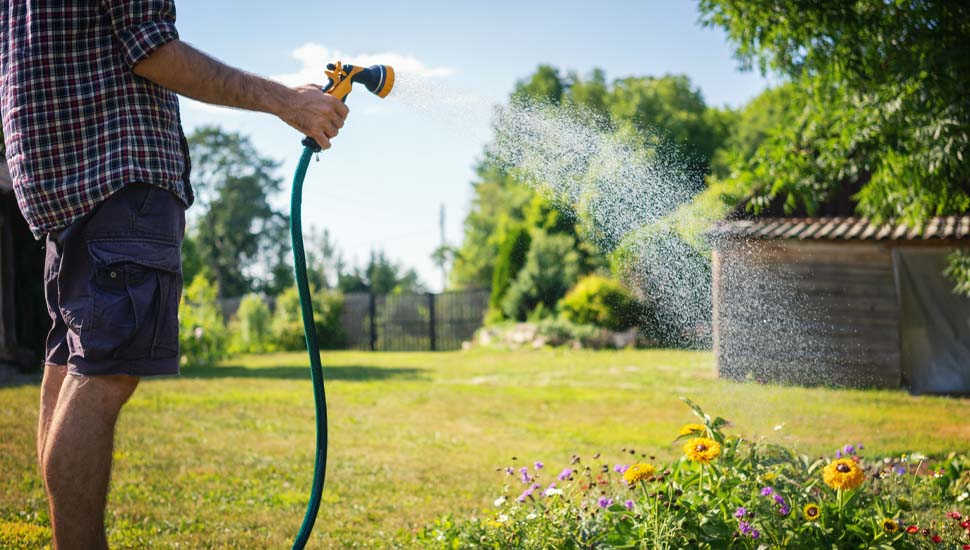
133, 40, 348, 150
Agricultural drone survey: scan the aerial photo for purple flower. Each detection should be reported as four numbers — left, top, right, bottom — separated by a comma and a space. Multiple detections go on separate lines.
760, 487, 774, 497
751, 529, 761, 540
773, 494, 785, 506
857, 443, 864, 450
597, 497, 614, 508
517, 487, 533, 503
624, 500, 634, 510
734, 507, 747, 519
844, 444, 855, 455
614, 464, 629, 474
894, 465, 907, 475
779, 506, 790, 516
519, 466, 531, 484
534, 461, 544, 470
557, 468, 574, 481
505, 467, 514, 475
738, 521, 752, 535
835, 450, 842, 458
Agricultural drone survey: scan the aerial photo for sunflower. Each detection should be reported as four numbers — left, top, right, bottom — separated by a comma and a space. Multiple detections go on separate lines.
679, 423, 706, 437
803, 503, 821, 521
882, 518, 899, 533
684, 437, 721, 464
822, 458, 865, 490
623, 463, 656, 485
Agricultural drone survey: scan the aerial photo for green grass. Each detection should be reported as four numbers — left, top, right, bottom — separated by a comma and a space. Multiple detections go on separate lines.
1, 349, 968, 548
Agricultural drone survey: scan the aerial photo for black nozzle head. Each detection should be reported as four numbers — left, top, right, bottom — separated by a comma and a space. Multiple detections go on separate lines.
350, 64, 395, 98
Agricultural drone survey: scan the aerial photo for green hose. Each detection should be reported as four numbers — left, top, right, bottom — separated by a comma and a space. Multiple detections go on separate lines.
290, 145, 327, 550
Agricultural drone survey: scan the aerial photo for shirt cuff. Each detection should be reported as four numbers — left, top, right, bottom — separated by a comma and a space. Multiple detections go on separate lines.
116, 20, 179, 68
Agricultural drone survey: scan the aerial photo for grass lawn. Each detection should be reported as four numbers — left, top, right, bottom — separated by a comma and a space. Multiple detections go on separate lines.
2, 349, 969, 548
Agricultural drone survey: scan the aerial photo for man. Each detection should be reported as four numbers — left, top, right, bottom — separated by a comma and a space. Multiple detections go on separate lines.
0, 2, 348, 548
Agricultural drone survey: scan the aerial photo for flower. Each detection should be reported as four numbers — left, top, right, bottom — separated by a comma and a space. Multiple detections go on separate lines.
773, 494, 786, 507
622, 463, 656, 485
493, 496, 506, 507
597, 497, 614, 508
734, 507, 747, 519
947, 511, 963, 520
906, 525, 919, 534
679, 423, 706, 437
624, 500, 634, 510
684, 437, 721, 464
760, 486, 774, 497
519, 466, 532, 484
932, 534, 942, 543
534, 461, 544, 470
882, 518, 899, 533
822, 458, 865, 491
803, 503, 821, 521
557, 468, 574, 481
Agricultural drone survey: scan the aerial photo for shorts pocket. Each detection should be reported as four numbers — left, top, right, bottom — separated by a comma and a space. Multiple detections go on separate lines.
85, 239, 181, 361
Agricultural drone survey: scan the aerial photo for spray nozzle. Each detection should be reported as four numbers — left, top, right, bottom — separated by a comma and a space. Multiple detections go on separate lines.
302, 61, 396, 151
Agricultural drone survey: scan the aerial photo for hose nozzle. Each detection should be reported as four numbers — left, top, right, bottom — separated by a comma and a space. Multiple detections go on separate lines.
322, 61, 395, 102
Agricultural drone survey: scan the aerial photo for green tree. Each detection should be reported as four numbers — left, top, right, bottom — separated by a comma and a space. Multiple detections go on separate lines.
501, 231, 582, 321
337, 250, 425, 295
270, 285, 345, 350
699, 0, 970, 224
178, 273, 229, 367
228, 293, 273, 354
489, 225, 532, 310
187, 126, 290, 297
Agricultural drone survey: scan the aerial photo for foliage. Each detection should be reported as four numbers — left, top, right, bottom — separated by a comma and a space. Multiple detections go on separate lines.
177, 273, 229, 368
698, 0, 970, 226
337, 250, 425, 295
944, 249, 970, 297
501, 231, 582, 321
269, 285, 345, 351
187, 126, 290, 298
558, 275, 641, 331
418, 399, 970, 549
228, 294, 274, 354
490, 225, 532, 311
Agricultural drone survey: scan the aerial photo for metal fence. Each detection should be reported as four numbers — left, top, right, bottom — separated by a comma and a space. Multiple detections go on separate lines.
340, 288, 490, 351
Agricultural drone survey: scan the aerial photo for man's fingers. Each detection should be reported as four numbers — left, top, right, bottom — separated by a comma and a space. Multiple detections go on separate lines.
313, 133, 331, 150
334, 101, 350, 119
322, 122, 338, 139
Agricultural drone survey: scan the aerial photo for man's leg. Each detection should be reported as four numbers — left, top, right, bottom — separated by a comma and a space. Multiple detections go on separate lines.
37, 365, 68, 469
42, 373, 139, 550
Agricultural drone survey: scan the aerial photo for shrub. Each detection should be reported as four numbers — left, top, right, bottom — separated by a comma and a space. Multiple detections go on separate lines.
178, 274, 229, 367
501, 231, 581, 321
228, 294, 274, 354
558, 274, 641, 330
417, 399, 970, 549
490, 225, 532, 312
270, 285, 345, 350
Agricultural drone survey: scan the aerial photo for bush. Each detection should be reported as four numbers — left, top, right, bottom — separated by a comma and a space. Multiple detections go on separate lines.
558, 274, 641, 330
270, 285, 345, 351
417, 399, 970, 549
490, 225, 532, 311
178, 274, 229, 367
228, 294, 273, 354
501, 231, 581, 321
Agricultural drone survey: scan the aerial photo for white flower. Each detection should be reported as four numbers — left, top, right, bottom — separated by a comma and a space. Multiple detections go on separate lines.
493, 496, 506, 507
958, 492, 968, 503
193, 327, 204, 339
526, 513, 537, 520
497, 514, 509, 523
773, 423, 784, 431
543, 487, 563, 497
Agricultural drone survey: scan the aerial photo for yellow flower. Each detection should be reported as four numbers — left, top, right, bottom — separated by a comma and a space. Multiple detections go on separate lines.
822, 458, 865, 491
803, 503, 821, 521
882, 518, 899, 533
683, 437, 721, 463
679, 423, 706, 437
763, 471, 778, 482
485, 520, 502, 529
623, 463, 656, 485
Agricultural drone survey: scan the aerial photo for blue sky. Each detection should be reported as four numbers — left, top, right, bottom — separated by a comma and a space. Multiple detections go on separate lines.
176, 0, 771, 291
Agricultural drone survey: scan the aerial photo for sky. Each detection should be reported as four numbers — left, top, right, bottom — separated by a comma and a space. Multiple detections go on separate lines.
175, 0, 771, 291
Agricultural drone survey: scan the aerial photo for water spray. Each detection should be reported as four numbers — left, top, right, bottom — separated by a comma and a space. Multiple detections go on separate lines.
289, 60, 395, 550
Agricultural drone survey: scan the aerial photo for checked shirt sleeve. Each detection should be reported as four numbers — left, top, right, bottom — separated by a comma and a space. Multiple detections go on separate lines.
100, 0, 180, 68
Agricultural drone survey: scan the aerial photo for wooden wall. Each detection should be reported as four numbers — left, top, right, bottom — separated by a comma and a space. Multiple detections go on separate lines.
713, 240, 902, 388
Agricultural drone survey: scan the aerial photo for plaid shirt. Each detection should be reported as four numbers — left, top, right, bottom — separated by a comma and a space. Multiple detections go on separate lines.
1, 0, 193, 239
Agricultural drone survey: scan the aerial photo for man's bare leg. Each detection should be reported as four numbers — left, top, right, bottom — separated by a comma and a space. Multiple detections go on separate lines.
42, 373, 139, 550
37, 365, 68, 469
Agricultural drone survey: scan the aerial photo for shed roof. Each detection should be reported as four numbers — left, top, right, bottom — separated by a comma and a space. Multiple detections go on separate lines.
710, 216, 970, 242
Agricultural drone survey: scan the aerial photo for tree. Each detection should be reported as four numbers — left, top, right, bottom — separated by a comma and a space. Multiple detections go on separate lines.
698, 0, 970, 225
337, 250, 425, 295
187, 126, 290, 298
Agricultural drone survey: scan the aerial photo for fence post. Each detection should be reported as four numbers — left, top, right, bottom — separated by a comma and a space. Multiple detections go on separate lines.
428, 292, 436, 351
368, 292, 377, 351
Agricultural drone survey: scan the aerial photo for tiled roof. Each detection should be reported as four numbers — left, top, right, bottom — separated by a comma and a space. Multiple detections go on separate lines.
710, 216, 970, 241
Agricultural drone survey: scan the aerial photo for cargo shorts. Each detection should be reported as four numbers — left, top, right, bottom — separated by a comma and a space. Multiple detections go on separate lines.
44, 182, 186, 376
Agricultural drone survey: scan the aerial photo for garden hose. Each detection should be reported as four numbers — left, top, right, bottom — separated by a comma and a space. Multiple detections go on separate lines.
288, 61, 394, 550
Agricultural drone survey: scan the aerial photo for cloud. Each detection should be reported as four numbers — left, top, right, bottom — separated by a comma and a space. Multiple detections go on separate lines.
272, 43, 455, 86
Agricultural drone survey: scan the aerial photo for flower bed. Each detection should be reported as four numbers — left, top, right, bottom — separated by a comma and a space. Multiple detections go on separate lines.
417, 399, 970, 549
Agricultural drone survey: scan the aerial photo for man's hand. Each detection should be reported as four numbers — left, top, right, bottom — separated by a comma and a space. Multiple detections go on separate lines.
134, 40, 349, 149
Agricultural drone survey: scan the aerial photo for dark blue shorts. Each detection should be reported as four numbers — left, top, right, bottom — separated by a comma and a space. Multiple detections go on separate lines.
44, 183, 186, 376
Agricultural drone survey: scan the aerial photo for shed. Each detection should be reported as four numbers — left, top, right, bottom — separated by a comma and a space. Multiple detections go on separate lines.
709, 216, 970, 394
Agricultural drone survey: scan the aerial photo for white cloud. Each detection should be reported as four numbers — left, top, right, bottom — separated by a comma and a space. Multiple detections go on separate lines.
272, 43, 455, 86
